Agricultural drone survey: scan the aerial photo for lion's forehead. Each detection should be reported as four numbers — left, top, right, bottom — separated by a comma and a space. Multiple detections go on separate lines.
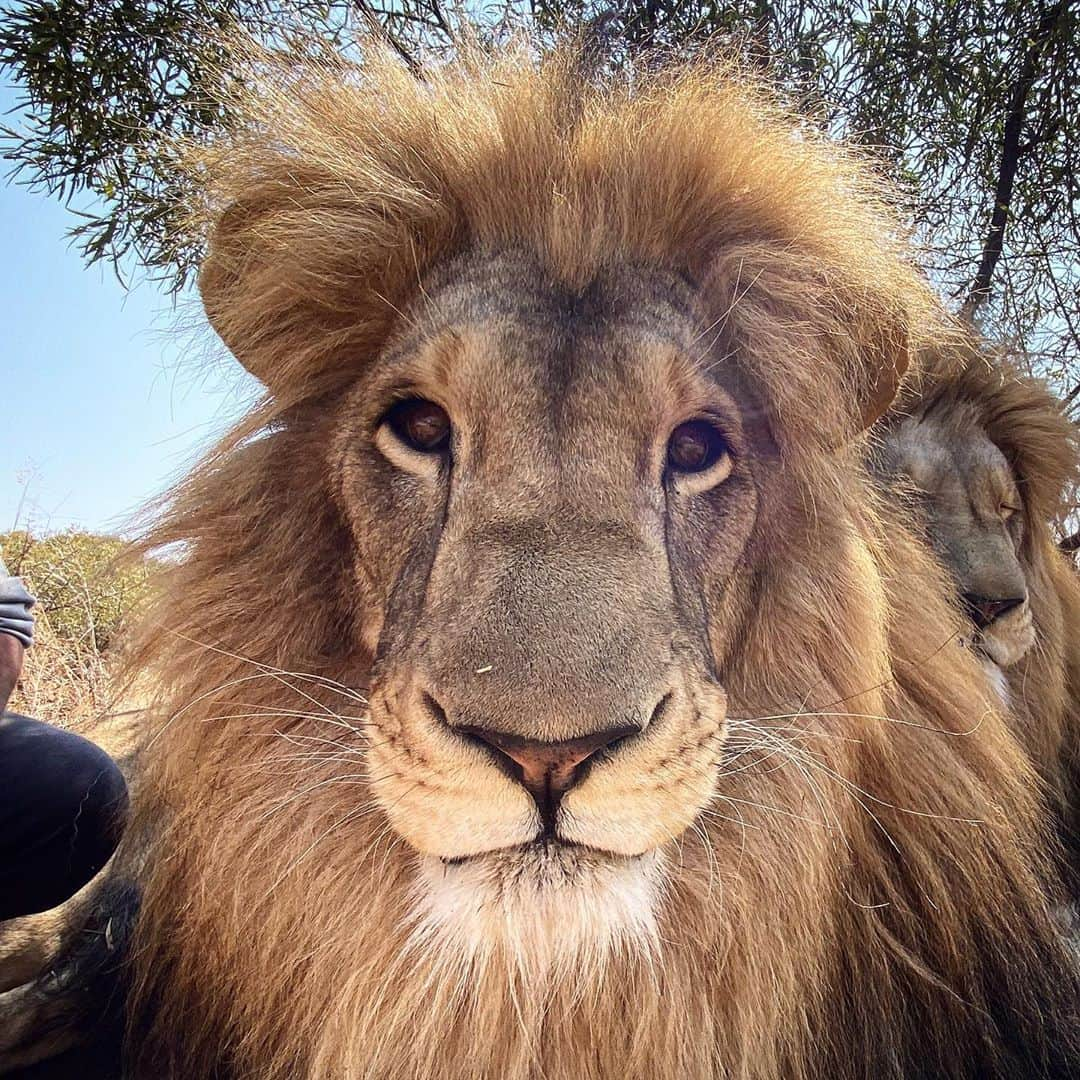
892, 413, 1014, 510
380, 251, 714, 391
420, 249, 703, 324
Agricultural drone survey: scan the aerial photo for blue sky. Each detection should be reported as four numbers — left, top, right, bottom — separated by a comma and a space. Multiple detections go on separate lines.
0, 82, 255, 537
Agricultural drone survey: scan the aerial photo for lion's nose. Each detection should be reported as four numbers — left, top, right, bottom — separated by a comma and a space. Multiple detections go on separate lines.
962, 593, 1024, 630
459, 724, 640, 825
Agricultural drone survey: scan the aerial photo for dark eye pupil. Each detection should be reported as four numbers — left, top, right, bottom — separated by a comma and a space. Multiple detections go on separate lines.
388, 399, 451, 453
667, 421, 726, 473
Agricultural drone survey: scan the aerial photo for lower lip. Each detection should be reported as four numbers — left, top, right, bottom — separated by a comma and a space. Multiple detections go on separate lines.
439, 837, 628, 867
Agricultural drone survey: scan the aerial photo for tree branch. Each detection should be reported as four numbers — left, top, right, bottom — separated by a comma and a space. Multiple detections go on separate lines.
960, 0, 1068, 319
1059, 528, 1080, 553
349, 0, 423, 73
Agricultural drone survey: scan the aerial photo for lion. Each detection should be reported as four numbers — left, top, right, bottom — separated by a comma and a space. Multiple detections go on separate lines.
78, 38, 1080, 1080
872, 345, 1080, 875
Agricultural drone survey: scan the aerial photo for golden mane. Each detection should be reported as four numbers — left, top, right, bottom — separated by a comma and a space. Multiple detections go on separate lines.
119, 38, 1080, 1080
190, 38, 934, 435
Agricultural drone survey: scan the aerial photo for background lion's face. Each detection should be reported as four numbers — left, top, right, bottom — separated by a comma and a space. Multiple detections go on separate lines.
877, 408, 1033, 669
328, 251, 767, 952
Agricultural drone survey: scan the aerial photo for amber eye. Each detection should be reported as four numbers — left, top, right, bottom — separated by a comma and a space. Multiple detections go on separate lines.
667, 420, 730, 474
384, 399, 451, 454
1000, 502, 1020, 521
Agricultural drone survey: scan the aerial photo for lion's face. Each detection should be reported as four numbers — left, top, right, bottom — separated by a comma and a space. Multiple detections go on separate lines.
328, 251, 766, 956
877, 407, 1033, 669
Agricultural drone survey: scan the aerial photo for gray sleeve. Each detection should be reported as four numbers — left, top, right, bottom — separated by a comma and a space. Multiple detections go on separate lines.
0, 555, 35, 648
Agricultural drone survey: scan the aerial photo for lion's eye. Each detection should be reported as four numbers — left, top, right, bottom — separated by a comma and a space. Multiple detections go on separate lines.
384, 399, 451, 454
667, 420, 730, 474
1000, 503, 1020, 521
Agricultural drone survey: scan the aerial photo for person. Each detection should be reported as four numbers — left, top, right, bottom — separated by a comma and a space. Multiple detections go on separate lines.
0, 555, 129, 921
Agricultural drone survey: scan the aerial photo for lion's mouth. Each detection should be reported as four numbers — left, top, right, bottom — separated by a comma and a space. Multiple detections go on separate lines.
429, 839, 655, 904
438, 837, 641, 869
960, 600, 1033, 669
972, 621, 1034, 668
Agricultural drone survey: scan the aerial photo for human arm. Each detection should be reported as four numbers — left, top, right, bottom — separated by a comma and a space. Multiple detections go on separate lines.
0, 557, 35, 714
0, 633, 22, 713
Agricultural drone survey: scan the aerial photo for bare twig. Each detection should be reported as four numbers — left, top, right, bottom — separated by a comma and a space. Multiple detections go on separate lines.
961, 0, 1068, 318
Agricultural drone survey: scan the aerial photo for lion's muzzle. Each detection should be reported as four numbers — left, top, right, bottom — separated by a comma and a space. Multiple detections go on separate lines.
454, 720, 645, 833
961, 591, 1025, 630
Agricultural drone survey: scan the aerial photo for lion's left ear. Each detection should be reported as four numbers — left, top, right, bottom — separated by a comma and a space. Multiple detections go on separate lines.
857, 327, 911, 431
704, 252, 920, 448
825, 273, 924, 438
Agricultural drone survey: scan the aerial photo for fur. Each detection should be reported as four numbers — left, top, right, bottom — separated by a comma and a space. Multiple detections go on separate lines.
119, 38, 1080, 1080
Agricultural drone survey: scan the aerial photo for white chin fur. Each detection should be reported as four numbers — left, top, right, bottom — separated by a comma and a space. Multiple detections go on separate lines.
407, 844, 666, 980
980, 658, 1010, 707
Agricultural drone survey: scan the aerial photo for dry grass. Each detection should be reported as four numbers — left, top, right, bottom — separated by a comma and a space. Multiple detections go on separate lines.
3, 529, 151, 732
8, 608, 115, 730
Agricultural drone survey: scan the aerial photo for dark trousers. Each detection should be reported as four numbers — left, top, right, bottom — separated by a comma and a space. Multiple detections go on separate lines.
0, 713, 129, 921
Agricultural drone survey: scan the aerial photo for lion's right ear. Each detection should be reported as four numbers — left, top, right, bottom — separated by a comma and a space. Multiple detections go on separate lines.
198, 201, 263, 378
196, 199, 328, 393
198, 199, 307, 389
197, 197, 391, 394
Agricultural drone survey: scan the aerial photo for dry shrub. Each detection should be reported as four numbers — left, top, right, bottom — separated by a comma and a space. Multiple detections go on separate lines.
1, 530, 152, 730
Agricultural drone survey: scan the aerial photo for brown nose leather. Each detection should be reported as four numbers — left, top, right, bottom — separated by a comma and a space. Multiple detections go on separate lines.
459, 725, 639, 822
962, 593, 1024, 630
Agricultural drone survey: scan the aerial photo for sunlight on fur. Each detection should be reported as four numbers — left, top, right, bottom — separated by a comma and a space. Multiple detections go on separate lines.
980, 658, 1011, 707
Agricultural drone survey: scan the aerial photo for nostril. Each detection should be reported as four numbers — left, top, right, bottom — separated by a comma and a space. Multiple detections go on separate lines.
646, 692, 673, 730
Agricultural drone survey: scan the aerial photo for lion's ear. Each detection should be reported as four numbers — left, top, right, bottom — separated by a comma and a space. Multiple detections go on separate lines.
198, 200, 277, 386
198, 196, 379, 393
857, 332, 910, 431
706, 253, 920, 448
827, 280, 921, 439
196, 199, 245, 358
